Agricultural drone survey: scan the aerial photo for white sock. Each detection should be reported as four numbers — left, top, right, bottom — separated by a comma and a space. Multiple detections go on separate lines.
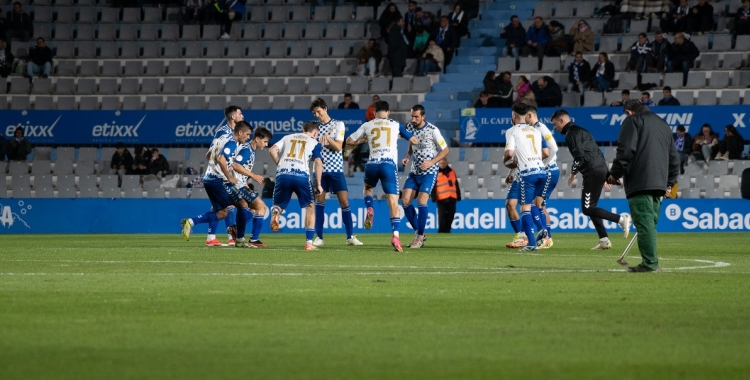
306, 240, 313, 245
393, 231, 399, 238
207, 234, 216, 241
227, 234, 233, 241
188, 218, 195, 226
600, 237, 610, 242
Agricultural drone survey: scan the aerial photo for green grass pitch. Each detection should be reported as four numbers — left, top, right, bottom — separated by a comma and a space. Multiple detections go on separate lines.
1, 232, 749, 380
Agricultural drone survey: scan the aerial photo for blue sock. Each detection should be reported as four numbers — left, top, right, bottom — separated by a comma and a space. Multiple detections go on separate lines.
403, 204, 417, 231
251, 214, 264, 241
315, 202, 325, 239
364, 195, 374, 209
390, 217, 400, 233
193, 211, 218, 225
417, 204, 428, 235
531, 205, 545, 233
237, 208, 252, 240
546, 224, 552, 238
208, 221, 219, 235
342, 206, 353, 239
539, 208, 551, 237
225, 207, 237, 230
305, 228, 315, 242
510, 219, 521, 233
521, 211, 535, 247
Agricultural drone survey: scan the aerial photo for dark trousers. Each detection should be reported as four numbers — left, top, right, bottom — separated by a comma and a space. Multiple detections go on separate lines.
627, 52, 647, 72
581, 164, 621, 238
627, 191, 663, 270
437, 200, 456, 233
390, 61, 404, 77
441, 47, 454, 73
646, 52, 667, 73
521, 43, 546, 70
668, 59, 694, 86
687, 14, 713, 33
735, 20, 750, 36
660, 18, 687, 34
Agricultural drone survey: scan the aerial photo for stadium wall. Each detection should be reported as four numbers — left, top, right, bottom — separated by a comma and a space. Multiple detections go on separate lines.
460, 106, 750, 143
1, 199, 748, 234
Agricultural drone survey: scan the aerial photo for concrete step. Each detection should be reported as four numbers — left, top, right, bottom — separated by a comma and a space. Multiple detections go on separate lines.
445, 63, 496, 75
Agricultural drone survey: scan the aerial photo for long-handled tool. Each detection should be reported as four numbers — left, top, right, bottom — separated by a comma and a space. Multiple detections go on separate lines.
616, 232, 638, 267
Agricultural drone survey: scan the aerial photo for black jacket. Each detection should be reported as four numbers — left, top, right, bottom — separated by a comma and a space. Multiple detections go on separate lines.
561, 122, 606, 175
610, 108, 680, 196
433, 26, 458, 50
567, 60, 592, 85
673, 133, 693, 155
669, 40, 699, 62
7, 11, 31, 33
387, 26, 408, 67
591, 61, 615, 83
649, 39, 670, 57
501, 24, 526, 47
530, 76, 562, 107
29, 46, 53, 66
658, 96, 680, 106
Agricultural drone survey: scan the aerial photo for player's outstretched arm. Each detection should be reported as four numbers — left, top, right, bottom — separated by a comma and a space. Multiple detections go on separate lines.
217, 155, 237, 185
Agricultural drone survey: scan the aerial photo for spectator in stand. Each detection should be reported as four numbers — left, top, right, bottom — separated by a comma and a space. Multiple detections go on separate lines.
474, 91, 502, 108
460, 0, 479, 20
611, 90, 630, 107
483, 71, 498, 94
416, 39, 443, 76
661, 0, 690, 34
545, 20, 568, 57
658, 86, 681, 105
6, 2, 32, 45
627, 33, 651, 73
447, 3, 469, 38
591, 52, 616, 93
412, 25, 430, 57
26, 37, 53, 79
131, 146, 151, 175
569, 19, 595, 54
261, 178, 275, 199
566, 52, 591, 104
647, 30, 670, 73
500, 15, 526, 69
522, 17, 549, 70
356, 38, 383, 79
496, 71, 514, 107
338, 93, 360, 109
690, 123, 718, 163
204, 0, 236, 40
182, 0, 204, 24
366, 95, 380, 121
667, 32, 699, 86
734, 0, 750, 37
714, 125, 746, 160
531, 76, 562, 107
379, 3, 402, 43
641, 91, 654, 106
687, 0, 714, 35
516, 75, 532, 103
673, 124, 693, 174
413, 7, 437, 35
111, 142, 133, 182
0, 37, 13, 78
148, 148, 172, 177
434, 16, 458, 72
387, 18, 409, 77
0, 11, 8, 43
3, 126, 31, 161
404, 1, 418, 37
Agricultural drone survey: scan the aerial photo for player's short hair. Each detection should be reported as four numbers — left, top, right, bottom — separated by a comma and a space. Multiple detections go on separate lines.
224, 105, 241, 119
235, 120, 252, 132
511, 102, 528, 120
676, 124, 686, 132
375, 100, 389, 113
310, 98, 328, 111
411, 104, 426, 115
550, 109, 570, 121
303, 120, 320, 132
253, 126, 272, 140
525, 104, 538, 115
623, 99, 645, 114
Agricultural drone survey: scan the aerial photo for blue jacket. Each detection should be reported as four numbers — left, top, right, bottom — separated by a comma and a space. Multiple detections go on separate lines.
525, 24, 549, 45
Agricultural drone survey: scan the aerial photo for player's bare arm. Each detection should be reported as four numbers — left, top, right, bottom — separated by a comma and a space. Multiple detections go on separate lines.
503, 150, 518, 168
314, 158, 324, 195
231, 163, 263, 184
269, 145, 280, 165
217, 155, 237, 185
324, 135, 344, 152
402, 144, 413, 167
542, 147, 550, 160
420, 147, 450, 171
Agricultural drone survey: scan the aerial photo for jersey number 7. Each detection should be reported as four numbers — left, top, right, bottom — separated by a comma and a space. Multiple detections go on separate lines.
526, 134, 538, 154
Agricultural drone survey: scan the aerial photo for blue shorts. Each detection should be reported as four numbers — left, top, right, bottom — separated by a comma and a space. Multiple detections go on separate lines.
231, 186, 260, 204
506, 180, 520, 201
364, 163, 399, 195
403, 172, 438, 194
273, 175, 313, 210
541, 168, 560, 201
518, 173, 547, 205
321, 172, 348, 194
204, 176, 235, 211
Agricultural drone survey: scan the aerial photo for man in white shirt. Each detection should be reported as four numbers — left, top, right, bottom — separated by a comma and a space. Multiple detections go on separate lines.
268, 121, 325, 250
346, 101, 418, 252
526, 105, 559, 249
